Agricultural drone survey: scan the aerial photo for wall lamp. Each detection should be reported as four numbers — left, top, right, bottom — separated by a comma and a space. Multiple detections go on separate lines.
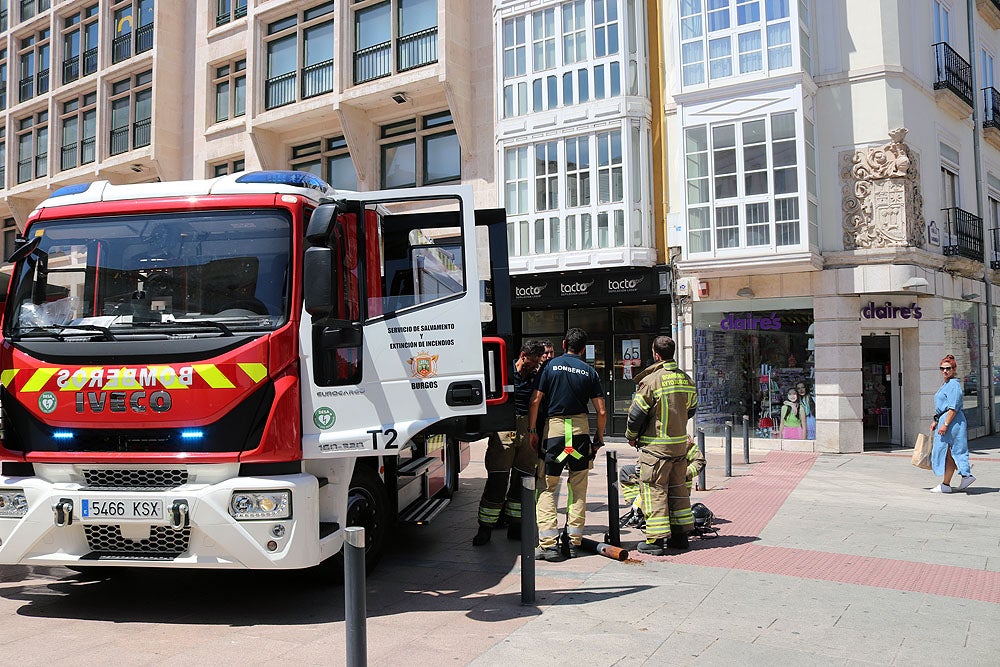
736, 286, 755, 298
961, 292, 980, 301
901, 277, 929, 289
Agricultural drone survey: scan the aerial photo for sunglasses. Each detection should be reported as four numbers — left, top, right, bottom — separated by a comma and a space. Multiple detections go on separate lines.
940, 366, 954, 371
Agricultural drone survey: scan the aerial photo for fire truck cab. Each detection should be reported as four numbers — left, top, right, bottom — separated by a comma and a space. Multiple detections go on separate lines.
0, 171, 511, 572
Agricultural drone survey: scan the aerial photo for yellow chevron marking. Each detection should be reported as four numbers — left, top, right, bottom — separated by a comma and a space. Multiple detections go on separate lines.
194, 364, 235, 389
237, 363, 267, 384
21, 368, 59, 393
0, 369, 19, 387
59, 366, 104, 391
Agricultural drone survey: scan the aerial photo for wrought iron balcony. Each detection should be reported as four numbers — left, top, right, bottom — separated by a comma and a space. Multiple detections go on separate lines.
136, 24, 153, 54
109, 126, 128, 155
942, 207, 984, 262
18, 75, 34, 103
934, 42, 974, 107
353, 41, 391, 84
397, 27, 438, 72
112, 34, 131, 64
63, 56, 80, 85
264, 71, 296, 109
133, 118, 151, 148
37, 67, 49, 95
302, 60, 334, 99
17, 158, 31, 184
83, 48, 98, 76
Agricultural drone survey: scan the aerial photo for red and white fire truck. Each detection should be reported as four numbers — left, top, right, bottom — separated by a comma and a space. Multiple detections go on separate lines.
0, 171, 511, 572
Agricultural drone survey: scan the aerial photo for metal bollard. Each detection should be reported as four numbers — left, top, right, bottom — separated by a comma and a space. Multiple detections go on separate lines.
606, 449, 621, 547
344, 526, 367, 667
724, 421, 733, 478
743, 414, 750, 465
696, 428, 707, 492
521, 475, 536, 605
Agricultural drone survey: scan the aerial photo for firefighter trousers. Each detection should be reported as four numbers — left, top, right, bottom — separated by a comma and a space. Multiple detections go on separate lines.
476, 417, 537, 527
536, 414, 592, 548
638, 449, 694, 541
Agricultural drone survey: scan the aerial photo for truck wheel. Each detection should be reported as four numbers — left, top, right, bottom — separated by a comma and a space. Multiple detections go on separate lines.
344, 464, 390, 573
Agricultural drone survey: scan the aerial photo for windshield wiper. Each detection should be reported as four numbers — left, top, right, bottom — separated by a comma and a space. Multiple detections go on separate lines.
135, 320, 235, 337
15, 324, 117, 342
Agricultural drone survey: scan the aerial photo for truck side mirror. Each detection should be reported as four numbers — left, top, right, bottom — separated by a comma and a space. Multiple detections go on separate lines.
303, 247, 332, 316
306, 203, 340, 245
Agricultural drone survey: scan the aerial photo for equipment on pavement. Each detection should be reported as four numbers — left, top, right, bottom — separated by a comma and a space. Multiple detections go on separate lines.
580, 537, 629, 561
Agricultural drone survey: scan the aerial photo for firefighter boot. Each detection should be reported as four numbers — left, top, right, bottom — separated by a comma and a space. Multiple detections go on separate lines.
667, 532, 690, 550
472, 524, 492, 546
637, 538, 665, 556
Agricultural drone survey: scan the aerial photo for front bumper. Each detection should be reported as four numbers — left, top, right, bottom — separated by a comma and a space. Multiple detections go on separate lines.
0, 470, 326, 569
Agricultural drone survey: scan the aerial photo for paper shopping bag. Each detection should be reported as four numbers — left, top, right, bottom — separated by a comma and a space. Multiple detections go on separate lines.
911, 432, 933, 470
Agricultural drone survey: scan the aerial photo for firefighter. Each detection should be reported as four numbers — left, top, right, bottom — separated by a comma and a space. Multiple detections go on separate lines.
625, 335, 698, 556
618, 436, 705, 529
528, 328, 606, 561
472, 340, 546, 546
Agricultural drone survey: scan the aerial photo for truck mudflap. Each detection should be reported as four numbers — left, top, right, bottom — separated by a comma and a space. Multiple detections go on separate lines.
0, 472, 336, 569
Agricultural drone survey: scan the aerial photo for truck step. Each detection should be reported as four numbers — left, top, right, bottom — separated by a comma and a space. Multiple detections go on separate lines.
397, 456, 436, 477
398, 497, 450, 523
319, 522, 340, 538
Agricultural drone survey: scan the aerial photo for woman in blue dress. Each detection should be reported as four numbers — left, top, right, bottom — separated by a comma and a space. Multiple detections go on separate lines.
929, 355, 975, 493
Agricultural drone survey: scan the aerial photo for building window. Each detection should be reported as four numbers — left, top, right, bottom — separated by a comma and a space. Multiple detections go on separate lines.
290, 136, 358, 190
264, 2, 334, 110
2, 218, 16, 265
18, 30, 50, 104
501, 1, 622, 118
19, 0, 49, 23
111, 0, 154, 65
210, 156, 245, 177
60, 91, 97, 171
16, 111, 48, 184
1, 1, 7, 32
213, 57, 246, 123
0, 50, 7, 112
353, 0, 438, 85
379, 112, 458, 189
215, 0, 247, 27
109, 70, 152, 155
0, 127, 6, 188
62, 4, 99, 85
684, 110, 802, 254
535, 141, 558, 212
679, 0, 793, 86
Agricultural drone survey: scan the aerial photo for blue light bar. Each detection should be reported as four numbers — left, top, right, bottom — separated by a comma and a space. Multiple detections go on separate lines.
235, 170, 331, 193
52, 431, 75, 440
180, 430, 205, 440
49, 183, 92, 198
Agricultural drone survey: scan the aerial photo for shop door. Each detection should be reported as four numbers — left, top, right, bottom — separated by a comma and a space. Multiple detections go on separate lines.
861, 334, 902, 448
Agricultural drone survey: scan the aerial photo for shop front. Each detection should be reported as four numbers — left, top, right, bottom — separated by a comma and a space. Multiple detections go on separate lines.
511, 266, 671, 436
691, 298, 815, 442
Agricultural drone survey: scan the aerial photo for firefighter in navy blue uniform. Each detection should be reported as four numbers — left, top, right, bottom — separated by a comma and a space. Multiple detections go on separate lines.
472, 340, 545, 546
625, 335, 698, 556
528, 328, 606, 561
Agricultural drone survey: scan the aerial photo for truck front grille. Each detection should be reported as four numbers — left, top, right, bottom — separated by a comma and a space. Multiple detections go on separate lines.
83, 469, 188, 490
84, 524, 190, 556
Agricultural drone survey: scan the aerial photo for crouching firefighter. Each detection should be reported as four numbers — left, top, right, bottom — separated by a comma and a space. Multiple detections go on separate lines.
624, 335, 699, 556
473, 340, 546, 545
618, 435, 704, 530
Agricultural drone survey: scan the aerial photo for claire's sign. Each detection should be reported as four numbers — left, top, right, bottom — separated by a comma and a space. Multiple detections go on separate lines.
720, 312, 781, 331
861, 301, 922, 320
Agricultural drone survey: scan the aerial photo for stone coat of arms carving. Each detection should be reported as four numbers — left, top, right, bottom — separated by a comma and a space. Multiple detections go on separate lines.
841, 128, 925, 249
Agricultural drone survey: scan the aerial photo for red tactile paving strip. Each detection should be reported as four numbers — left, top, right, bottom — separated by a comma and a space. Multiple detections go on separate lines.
632, 451, 1000, 603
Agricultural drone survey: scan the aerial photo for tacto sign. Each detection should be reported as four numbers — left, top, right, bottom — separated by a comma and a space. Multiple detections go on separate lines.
514, 283, 546, 299
561, 280, 595, 295
608, 276, 646, 293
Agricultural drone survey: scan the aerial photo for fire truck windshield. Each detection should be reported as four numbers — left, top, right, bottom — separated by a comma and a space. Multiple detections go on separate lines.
4, 209, 291, 339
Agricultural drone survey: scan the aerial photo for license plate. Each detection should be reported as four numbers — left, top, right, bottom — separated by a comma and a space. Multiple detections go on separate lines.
80, 498, 164, 521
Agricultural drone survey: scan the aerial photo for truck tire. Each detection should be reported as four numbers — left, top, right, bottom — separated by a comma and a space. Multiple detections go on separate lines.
344, 464, 390, 573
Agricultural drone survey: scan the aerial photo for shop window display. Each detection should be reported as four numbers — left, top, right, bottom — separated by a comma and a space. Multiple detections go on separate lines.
693, 307, 814, 438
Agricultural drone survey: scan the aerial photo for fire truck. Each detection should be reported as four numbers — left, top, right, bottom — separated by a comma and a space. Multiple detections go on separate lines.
0, 171, 512, 572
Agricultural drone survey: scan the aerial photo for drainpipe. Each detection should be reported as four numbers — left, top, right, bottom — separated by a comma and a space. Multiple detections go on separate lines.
968, 0, 995, 433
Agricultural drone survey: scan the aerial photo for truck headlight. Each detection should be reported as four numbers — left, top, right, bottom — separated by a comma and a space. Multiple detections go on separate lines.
0, 490, 28, 517
229, 491, 291, 521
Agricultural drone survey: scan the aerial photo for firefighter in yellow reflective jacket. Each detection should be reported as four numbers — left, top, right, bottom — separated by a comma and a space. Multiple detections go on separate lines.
624, 335, 698, 556
619, 436, 704, 529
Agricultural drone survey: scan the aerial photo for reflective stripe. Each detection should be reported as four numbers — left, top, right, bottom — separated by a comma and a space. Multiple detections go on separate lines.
22, 367, 59, 393
0, 369, 19, 388
193, 364, 235, 389
237, 362, 267, 383
538, 528, 560, 538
